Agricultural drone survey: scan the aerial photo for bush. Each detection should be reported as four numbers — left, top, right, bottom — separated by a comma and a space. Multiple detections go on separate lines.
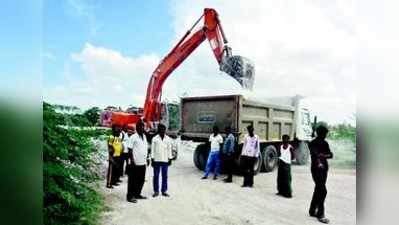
83, 107, 101, 126
43, 102, 105, 225
329, 123, 356, 143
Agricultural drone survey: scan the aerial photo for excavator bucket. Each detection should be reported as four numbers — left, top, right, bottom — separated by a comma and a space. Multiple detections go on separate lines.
220, 55, 255, 89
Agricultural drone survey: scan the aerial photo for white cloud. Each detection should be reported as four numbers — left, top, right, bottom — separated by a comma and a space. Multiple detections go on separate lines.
45, 0, 356, 124
166, 0, 356, 124
44, 43, 159, 109
67, 0, 99, 37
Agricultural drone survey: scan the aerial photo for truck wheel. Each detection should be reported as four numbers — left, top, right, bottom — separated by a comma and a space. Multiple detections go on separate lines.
172, 150, 178, 160
294, 141, 310, 165
171, 142, 178, 160
263, 145, 278, 172
193, 144, 208, 170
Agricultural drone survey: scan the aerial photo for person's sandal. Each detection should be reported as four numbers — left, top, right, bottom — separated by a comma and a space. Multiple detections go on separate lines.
317, 217, 330, 224
136, 195, 147, 199
127, 198, 137, 203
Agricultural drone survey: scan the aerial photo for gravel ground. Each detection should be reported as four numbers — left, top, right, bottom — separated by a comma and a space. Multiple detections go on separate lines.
99, 142, 356, 225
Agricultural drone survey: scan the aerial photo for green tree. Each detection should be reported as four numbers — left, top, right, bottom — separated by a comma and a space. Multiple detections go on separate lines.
83, 107, 101, 126
43, 102, 104, 225
167, 103, 180, 131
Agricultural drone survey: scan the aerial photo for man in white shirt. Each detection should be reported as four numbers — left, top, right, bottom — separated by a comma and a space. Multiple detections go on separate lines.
126, 121, 148, 203
201, 126, 223, 180
240, 125, 260, 188
151, 123, 173, 197
120, 125, 131, 177
276, 134, 294, 198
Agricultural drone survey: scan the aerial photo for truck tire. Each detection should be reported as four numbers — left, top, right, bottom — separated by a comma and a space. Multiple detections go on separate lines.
193, 144, 208, 170
294, 141, 310, 165
171, 142, 178, 160
263, 145, 278, 172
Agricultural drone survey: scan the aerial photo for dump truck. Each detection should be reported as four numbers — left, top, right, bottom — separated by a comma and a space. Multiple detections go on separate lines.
180, 94, 313, 174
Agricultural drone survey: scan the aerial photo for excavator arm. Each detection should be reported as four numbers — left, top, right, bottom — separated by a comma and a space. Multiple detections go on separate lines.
143, 8, 254, 126
102, 8, 254, 129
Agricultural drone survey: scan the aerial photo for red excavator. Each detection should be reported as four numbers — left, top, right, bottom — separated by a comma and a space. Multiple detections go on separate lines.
100, 8, 255, 130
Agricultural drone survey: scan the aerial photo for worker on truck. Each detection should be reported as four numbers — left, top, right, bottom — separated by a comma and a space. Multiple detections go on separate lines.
201, 126, 223, 180
240, 125, 260, 188
308, 125, 333, 224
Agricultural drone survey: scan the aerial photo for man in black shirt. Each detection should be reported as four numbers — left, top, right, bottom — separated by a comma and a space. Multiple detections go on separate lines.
308, 125, 333, 224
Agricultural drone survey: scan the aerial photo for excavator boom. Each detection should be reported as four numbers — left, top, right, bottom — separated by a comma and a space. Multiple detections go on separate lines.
143, 8, 254, 127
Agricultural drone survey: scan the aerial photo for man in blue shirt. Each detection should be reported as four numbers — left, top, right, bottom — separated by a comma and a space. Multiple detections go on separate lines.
222, 126, 235, 183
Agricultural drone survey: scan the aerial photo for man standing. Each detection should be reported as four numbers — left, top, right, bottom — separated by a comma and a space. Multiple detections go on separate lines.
120, 125, 130, 176
151, 123, 173, 197
126, 121, 148, 203
106, 125, 122, 188
308, 125, 333, 224
276, 134, 294, 198
222, 126, 235, 183
240, 125, 260, 188
201, 126, 223, 180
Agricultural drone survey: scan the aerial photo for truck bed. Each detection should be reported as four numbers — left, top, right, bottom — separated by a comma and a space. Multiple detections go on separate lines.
180, 95, 298, 143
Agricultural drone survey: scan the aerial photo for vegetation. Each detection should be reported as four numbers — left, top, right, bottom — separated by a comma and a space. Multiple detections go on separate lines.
83, 107, 101, 126
43, 102, 106, 225
167, 103, 180, 131
329, 123, 356, 143
314, 121, 356, 143
311, 121, 356, 169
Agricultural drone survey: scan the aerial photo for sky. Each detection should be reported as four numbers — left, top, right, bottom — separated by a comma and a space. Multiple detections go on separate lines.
39, 0, 356, 125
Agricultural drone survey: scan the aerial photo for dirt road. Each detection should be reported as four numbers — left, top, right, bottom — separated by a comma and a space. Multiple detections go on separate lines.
99, 144, 356, 225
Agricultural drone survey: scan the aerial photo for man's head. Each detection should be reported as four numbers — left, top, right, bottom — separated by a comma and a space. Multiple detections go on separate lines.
247, 124, 254, 136
212, 125, 219, 135
225, 126, 232, 134
282, 134, 290, 144
158, 123, 166, 136
136, 120, 144, 135
316, 125, 329, 140
122, 124, 128, 132
112, 125, 121, 136
127, 127, 135, 136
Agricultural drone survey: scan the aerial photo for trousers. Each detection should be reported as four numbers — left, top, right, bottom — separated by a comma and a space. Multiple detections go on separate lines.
240, 155, 256, 186
153, 162, 168, 193
126, 164, 146, 200
204, 151, 221, 177
309, 168, 328, 218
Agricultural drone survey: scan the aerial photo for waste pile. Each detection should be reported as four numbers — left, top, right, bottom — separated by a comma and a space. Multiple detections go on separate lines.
221, 55, 255, 89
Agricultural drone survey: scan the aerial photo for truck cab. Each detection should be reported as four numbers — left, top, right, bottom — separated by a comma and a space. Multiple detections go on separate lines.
296, 108, 312, 141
